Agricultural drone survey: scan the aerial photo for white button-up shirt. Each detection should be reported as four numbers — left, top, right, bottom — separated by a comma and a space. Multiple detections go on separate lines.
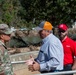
35, 33, 64, 72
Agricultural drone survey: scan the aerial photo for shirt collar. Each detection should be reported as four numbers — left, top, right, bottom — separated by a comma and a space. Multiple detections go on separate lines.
0, 40, 5, 46
42, 33, 53, 43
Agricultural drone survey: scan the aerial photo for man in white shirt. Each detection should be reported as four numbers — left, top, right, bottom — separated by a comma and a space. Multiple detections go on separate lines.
27, 21, 64, 73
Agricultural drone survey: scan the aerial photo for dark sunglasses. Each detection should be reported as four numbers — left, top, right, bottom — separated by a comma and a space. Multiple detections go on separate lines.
4, 34, 11, 36
58, 30, 65, 33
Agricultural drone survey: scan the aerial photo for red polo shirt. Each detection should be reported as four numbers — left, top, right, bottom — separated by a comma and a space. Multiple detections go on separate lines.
62, 36, 76, 65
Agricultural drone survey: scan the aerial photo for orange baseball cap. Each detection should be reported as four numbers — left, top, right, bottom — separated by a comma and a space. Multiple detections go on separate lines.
35, 21, 53, 31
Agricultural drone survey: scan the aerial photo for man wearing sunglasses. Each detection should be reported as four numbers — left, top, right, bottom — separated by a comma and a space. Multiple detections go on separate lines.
0, 24, 15, 75
58, 24, 76, 75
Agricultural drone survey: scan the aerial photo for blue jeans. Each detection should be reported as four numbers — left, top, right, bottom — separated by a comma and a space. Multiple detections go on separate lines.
63, 64, 73, 75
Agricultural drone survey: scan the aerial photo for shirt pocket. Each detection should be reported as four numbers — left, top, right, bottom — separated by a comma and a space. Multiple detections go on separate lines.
38, 50, 45, 62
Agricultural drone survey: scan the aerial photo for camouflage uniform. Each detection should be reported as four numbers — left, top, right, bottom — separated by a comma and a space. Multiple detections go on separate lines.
0, 41, 14, 75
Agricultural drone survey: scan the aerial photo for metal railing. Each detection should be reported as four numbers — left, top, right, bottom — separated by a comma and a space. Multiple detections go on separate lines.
11, 60, 76, 75
34, 70, 76, 75
10, 50, 39, 62
10, 51, 39, 63
10, 51, 39, 57
10, 51, 76, 75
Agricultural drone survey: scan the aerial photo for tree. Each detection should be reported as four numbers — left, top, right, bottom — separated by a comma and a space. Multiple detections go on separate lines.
0, 0, 76, 28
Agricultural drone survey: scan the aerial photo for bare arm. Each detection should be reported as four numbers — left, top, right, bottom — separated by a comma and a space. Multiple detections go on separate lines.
72, 58, 76, 70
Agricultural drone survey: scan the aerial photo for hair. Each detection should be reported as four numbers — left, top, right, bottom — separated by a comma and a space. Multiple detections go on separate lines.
50, 30, 53, 33
45, 29, 53, 33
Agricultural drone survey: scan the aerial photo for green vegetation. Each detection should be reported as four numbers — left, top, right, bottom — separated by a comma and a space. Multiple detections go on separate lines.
0, 0, 76, 28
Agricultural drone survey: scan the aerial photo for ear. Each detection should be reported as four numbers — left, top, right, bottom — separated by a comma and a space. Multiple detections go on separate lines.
47, 30, 51, 34
0, 34, 4, 39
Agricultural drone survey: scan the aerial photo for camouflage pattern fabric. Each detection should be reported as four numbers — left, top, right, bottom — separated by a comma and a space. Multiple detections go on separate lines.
0, 49, 14, 75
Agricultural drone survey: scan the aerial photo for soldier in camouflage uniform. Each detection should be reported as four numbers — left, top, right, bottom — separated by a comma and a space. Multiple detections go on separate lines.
0, 24, 14, 75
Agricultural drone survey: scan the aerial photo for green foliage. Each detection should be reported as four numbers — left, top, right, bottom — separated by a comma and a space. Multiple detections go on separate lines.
0, 0, 76, 28
0, 20, 3, 23
3, 11, 13, 23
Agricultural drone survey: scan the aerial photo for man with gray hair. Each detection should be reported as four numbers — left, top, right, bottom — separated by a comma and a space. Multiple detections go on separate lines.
0, 24, 14, 75
27, 21, 64, 73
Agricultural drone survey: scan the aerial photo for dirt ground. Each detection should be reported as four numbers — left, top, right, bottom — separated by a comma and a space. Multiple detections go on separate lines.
13, 64, 76, 75
10, 49, 40, 75
14, 65, 40, 75
14, 69, 76, 75
14, 68, 76, 75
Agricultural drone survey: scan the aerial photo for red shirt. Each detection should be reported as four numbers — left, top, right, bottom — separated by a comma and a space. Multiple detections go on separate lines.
62, 36, 76, 65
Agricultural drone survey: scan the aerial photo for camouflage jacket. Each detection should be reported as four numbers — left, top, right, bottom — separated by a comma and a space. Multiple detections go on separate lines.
0, 41, 14, 75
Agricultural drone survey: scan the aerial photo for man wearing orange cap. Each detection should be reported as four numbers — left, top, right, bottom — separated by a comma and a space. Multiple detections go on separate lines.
58, 24, 76, 75
27, 21, 64, 73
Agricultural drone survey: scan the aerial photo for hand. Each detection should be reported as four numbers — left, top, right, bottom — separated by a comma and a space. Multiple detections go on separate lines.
72, 65, 76, 70
26, 55, 34, 65
33, 61, 40, 71
27, 55, 35, 72
72, 58, 76, 70
28, 65, 34, 72
28, 61, 40, 72
0, 72, 5, 75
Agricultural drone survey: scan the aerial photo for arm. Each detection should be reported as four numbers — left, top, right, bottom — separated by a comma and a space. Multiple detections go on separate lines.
72, 57, 76, 70
40, 57, 60, 71
30, 56, 60, 72
29, 38, 63, 72
39, 41, 63, 72
72, 42, 76, 70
